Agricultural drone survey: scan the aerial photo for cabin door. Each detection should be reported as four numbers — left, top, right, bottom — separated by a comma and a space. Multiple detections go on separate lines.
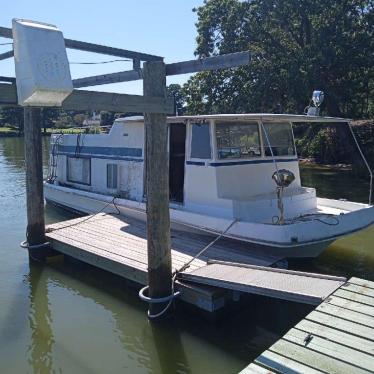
169, 123, 186, 203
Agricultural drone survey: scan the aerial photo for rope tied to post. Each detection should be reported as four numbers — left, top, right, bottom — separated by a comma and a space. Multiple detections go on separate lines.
139, 218, 238, 319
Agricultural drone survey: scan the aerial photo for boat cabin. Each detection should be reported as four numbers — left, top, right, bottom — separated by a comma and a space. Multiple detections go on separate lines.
51, 114, 316, 222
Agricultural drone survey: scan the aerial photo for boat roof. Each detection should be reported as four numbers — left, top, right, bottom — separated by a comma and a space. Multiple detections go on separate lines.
115, 114, 351, 124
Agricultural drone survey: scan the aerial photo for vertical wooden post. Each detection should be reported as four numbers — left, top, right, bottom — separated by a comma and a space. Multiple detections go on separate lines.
143, 61, 172, 317
24, 107, 46, 250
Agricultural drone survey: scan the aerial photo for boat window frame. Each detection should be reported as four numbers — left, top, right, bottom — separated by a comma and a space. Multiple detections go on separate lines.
66, 156, 91, 186
213, 119, 263, 161
187, 119, 214, 161
106, 162, 118, 190
260, 120, 297, 158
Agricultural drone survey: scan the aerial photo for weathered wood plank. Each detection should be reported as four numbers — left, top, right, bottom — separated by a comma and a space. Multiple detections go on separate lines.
24, 108, 46, 248
0, 83, 17, 105
349, 277, 374, 291
180, 263, 344, 305
166, 51, 250, 75
295, 318, 374, 355
269, 339, 369, 374
284, 328, 374, 371
0, 26, 162, 61
254, 350, 323, 374
73, 51, 251, 88
239, 362, 277, 373
143, 61, 173, 317
306, 310, 374, 341
0, 50, 13, 61
63, 89, 174, 113
73, 70, 142, 88
0, 83, 174, 113
328, 295, 374, 317
317, 301, 374, 327
0, 76, 16, 83
342, 283, 374, 298
334, 289, 374, 307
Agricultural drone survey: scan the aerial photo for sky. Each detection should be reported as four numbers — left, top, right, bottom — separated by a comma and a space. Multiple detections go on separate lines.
0, 0, 204, 95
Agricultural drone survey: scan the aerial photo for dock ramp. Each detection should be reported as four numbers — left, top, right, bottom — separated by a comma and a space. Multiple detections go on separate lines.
179, 260, 346, 305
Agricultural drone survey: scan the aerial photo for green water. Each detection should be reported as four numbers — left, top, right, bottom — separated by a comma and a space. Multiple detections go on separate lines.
0, 137, 373, 374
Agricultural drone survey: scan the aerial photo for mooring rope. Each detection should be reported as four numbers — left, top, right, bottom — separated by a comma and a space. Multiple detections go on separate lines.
139, 218, 238, 319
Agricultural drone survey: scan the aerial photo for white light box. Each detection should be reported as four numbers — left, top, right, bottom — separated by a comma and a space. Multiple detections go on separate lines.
12, 19, 73, 107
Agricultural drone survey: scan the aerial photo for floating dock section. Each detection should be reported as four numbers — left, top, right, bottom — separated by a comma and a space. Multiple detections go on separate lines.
46, 213, 346, 312
241, 277, 374, 373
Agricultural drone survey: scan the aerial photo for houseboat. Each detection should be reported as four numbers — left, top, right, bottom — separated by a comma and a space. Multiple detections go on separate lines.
44, 114, 374, 258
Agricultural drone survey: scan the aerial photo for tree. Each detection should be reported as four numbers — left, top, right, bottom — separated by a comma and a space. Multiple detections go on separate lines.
100, 111, 115, 127
184, 0, 374, 118
0, 107, 24, 135
166, 84, 186, 115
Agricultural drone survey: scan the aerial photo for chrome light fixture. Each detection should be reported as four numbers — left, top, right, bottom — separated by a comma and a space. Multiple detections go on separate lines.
272, 169, 295, 225
312, 90, 324, 108
306, 90, 325, 116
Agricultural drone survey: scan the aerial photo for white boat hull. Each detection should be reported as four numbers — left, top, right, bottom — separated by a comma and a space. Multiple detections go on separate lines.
44, 183, 374, 259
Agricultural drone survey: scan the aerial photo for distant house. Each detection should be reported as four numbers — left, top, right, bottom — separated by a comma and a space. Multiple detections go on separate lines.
83, 112, 101, 127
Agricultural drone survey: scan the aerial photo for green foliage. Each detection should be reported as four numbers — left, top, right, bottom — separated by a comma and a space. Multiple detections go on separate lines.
167, 84, 186, 115
100, 111, 115, 127
184, 0, 374, 118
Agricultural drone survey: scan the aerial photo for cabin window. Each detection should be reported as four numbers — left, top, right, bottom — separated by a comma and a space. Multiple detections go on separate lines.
262, 123, 295, 156
107, 163, 118, 189
190, 123, 211, 159
215, 121, 261, 159
67, 157, 90, 185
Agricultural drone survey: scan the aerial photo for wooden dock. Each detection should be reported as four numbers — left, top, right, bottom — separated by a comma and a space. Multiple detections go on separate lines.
241, 277, 374, 374
46, 213, 285, 311
46, 213, 347, 312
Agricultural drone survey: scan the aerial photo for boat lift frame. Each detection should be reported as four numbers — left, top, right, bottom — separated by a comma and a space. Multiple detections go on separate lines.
0, 22, 251, 318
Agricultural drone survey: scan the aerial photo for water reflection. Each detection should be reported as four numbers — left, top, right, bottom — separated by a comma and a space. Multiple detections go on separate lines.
27, 262, 54, 373
1, 137, 374, 373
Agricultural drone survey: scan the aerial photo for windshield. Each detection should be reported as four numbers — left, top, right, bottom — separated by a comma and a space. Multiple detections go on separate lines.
216, 121, 261, 159
262, 123, 295, 156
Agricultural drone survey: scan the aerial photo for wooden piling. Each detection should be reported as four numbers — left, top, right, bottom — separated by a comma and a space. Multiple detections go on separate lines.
143, 61, 173, 317
24, 107, 46, 252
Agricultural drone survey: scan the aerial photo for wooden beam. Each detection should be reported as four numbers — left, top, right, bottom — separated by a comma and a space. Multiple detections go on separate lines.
24, 108, 46, 249
0, 26, 162, 62
0, 83, 17, 105
143, 61, 172, 318
0, 50, 13, 61
165, 51, 250, 76
73, 51, 251, 88
73, 70, 142, 88
0, 76, 16, 83
0, 84, 174, 113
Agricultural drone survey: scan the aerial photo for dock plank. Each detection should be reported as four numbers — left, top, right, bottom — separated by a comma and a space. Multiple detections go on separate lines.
316, 301, 374, 328
284, 328, 374, 371
349, 277, 374, 291
327, 295, 374, 317
341, 282, 374, 298
241, 278, 374, 373
46, 213, 284, 312
334, 289, 374, 307
306, 310, 374, 341
239, 362, 277, 373
180, 263, 344, 305
253, 350, 324, 374
295, 318, 374, 355
270, 339, 369, 374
